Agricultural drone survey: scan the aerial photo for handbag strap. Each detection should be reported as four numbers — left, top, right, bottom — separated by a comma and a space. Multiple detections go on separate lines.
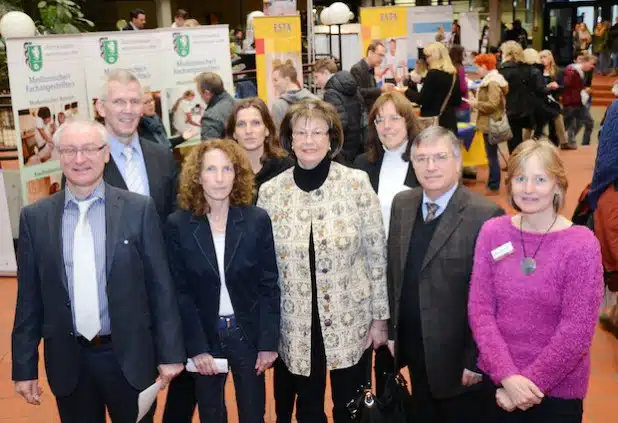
438, 74, 457, 117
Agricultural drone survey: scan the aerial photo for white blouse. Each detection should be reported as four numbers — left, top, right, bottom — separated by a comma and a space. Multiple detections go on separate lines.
377, 141, 411, 237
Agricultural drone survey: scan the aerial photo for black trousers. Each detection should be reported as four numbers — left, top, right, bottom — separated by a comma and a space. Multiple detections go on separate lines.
492, 396, 583, 423
374, 345, 394, 397
273, 328, 370, 423
507, 116, 532, 154
162, 370, 197, 423
55, 343, 155, 423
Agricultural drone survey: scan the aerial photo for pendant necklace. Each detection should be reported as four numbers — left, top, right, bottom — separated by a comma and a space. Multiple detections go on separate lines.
519, 214, 558, 276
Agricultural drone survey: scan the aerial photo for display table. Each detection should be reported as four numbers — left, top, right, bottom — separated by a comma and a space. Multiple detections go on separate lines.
457, 122, 487, 168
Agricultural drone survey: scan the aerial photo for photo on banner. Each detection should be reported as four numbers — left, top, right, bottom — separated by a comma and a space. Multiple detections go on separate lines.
360, 6, 408, 85
158, 25, 233, 136
253, 15, 302, 106
81, 30, 164, 129
5, 35, 87, 206
406, 6, 453, 64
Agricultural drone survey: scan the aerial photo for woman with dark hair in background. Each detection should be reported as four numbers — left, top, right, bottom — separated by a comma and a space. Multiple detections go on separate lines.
449, 45, 470, 123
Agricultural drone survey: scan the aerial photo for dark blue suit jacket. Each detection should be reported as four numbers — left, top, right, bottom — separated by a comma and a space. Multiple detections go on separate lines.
165, 206, 280, 358
11, 184, 185, 396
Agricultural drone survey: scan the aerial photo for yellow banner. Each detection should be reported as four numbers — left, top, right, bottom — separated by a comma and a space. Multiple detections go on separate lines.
360, 6, 407, 57
253, 15, 302, 105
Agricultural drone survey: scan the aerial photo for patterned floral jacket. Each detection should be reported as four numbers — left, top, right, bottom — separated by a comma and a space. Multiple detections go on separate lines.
257, 162, 390, 376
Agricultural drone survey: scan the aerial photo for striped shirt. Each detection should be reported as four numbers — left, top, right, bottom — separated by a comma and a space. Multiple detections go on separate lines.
62, 182, 110, 336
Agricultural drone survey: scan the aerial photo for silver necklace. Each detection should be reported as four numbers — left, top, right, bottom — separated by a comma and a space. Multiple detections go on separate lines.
519, 215, 558, 276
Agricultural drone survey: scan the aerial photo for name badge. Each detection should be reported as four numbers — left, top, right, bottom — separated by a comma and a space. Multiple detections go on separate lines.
491, 242, 514, 261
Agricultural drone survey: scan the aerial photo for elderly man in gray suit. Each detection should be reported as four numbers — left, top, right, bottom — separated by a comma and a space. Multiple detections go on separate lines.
386, 126, 504, 423
195, 72, 235, 141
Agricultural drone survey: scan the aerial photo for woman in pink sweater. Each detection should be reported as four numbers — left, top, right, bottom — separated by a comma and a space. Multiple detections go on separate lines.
468, 140, 603, 423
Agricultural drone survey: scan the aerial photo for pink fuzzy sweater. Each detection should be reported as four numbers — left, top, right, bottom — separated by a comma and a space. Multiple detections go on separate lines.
468, 215, 603, 399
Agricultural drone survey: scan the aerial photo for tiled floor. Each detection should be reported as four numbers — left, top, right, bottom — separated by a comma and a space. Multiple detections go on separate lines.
0, 107, 616, 422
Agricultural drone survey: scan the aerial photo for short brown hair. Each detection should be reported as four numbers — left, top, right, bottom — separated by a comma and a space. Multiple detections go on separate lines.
279, 99, 344, 159
195, 72, 224, 95
313, 58, 338, 74
366, 92, 421, 164
226, 97, 287, 163
366, 40, 385, 55
178, 139, 255, 216
506, 140, 568, 213
273, 60, 298, 84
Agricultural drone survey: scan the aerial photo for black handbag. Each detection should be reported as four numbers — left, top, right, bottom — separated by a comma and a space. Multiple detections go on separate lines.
347, 348, 410, 423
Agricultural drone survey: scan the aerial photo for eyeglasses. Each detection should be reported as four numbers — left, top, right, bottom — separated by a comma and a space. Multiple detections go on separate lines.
411, 152, 452, 166
374, 115, 403, 126
292, 129, 329, 140
57, 144, 107, 159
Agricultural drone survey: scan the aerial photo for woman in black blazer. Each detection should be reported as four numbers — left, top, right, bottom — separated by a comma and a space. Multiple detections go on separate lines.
226, 97, 294, 201
165, 139, 280, 423
354, 91, 420, 397
406, 42, 461, 135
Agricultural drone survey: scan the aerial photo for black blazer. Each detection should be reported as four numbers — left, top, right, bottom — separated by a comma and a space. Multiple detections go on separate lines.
165, 206, 280, 358
354, 152, 419, 193
350, 59, 382, 113
104, 137, 179, 221
12, 184, 185, 396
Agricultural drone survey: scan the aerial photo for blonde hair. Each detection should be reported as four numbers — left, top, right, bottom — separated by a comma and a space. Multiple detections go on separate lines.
184, 18, 199, 27
423, 42, 456, 74
523, 48, 541, 65
501, 41, 525, 64
506, 140, 568, 213
539, 50, 558, 78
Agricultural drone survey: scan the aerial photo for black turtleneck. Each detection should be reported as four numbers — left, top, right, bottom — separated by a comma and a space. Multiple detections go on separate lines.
293, 156, 331, 192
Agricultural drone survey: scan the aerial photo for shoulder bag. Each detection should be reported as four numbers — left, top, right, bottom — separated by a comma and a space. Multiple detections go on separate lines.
487, 94, 513, 145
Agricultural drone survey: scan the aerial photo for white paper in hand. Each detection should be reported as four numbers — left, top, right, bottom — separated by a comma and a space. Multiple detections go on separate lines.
186, 358, 229, 373
136, 380, 163, 422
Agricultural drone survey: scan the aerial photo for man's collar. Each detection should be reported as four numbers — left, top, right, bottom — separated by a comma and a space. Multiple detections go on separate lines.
64, 180, 106, 207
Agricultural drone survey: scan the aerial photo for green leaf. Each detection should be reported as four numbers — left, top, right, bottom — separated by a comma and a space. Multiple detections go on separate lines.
63, 23, 80, 33
37, 1, 47, 8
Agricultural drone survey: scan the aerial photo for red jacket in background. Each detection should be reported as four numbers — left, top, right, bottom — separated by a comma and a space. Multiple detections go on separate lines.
561, 65, 586, 107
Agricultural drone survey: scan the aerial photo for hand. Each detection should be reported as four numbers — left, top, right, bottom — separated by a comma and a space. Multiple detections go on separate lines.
501, 375, 544, 410
496, 388, 516, 412
547, 81, 559, 90
467, 99, 478, 109
15, 380, 42, 405
461, 369, 482, 387
255, 351, 278, 375
182, 128, 199, 140
157, 363, 184, 386
381, 83, 395, 93
387, 340, 395, 357
191, 353, 218, 376
364, 319, 388, 350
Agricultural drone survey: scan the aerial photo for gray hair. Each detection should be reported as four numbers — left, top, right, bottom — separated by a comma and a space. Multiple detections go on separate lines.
410, 126, 462, 159
53, 117, 108, 147
99, 69, 143, 100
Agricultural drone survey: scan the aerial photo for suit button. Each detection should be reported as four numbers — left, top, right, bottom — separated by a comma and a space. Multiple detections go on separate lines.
69, 331, 74, 336
324, 294, 330, 301
324, 319, 332, 327
65, 301, 70, 308
321, 269, 328, 274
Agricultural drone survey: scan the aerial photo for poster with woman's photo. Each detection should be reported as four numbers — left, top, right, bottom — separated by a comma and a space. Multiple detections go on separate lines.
165, 88, 204, 136
5, 35, 88, 205
380, 37, 408, 86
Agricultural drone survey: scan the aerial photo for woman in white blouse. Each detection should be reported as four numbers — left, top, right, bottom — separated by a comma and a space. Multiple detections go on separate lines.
353, 91, 421, 397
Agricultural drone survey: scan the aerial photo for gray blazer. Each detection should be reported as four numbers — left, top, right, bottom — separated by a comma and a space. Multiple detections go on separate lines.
387, 185, 504, 399
201, 91, 235, 141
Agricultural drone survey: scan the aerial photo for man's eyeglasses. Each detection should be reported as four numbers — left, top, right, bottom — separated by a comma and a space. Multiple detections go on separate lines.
411, 152, 452, 166
57, 144, 107, 159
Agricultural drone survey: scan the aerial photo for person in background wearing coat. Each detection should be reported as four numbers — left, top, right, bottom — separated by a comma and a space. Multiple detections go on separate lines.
354, 92, 420, 396
258, 99, 390, 423
351, 40, 395, 114
138, 92, 189, 149
270, 61, 318, 130
498, 41, 546, 153
469, 140, 603, 422
196, 72, 236, 141
449, 45, 470, 123
522, 48, 554, 142
313, 58, 367, 163
468, 53, 509, 195
562, 53, 596, 149
122, 8, 146, 30
407, 42, 461, 135
226, 97, 294, 198
166, 139, 280, 423
387, 126, 504, 423
539, 50, 568, 147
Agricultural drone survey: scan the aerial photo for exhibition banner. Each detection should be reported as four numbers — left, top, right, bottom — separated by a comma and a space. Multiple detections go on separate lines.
5, 35, 87, 206
360, 7, 408, 85
0, 170, 17, 276
253, 15, 302, 105
406, 6, 453, 61
81, 30, 164, 123
158, 25, 233, 136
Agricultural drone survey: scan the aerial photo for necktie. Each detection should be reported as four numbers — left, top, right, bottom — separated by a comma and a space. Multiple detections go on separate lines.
73, 198, 101, 340
123, 145, 146, 195
425, 202, 439, 223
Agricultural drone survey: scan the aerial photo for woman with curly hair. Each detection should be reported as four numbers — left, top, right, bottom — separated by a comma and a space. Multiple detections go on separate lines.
164, 139, 280, 423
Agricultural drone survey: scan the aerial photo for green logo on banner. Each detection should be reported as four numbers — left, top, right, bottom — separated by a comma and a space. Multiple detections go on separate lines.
173, 33, 190, 57
102, 40, 119, 64
25, 44, 43, 72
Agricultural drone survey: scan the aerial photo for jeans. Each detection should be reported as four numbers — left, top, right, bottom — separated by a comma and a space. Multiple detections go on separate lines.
563, 106, 594, 146
456, 108, 471, 123
194, 322, 265, 423
598, 51, 611, 74
612, 53, 618, 70
483, 133, 500, 191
